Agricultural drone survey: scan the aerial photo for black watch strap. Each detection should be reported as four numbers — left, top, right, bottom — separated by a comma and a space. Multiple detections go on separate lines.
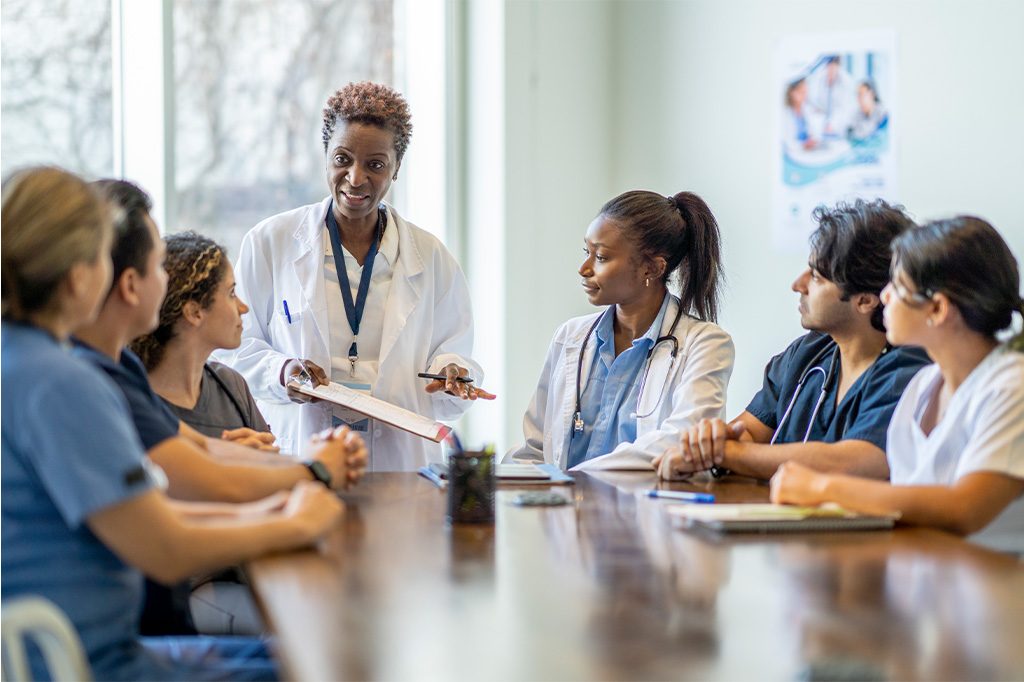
305, 460, 333, 488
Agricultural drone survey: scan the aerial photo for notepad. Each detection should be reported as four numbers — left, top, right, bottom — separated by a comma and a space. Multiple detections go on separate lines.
497, 464, 552, 479
417, 462, 574, 486
665, 503, 898, 534
288, 380, 451, 443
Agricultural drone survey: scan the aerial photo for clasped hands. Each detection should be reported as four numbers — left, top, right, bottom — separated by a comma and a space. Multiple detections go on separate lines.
652, 418, 747, 480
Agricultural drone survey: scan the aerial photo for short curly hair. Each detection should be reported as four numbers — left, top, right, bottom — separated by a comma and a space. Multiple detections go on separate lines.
130, 231, 227, 371
321, 81, 413, 161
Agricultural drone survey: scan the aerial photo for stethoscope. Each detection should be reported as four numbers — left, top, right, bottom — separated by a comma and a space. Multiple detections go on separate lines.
771, 341, 890, 444
572, 302, 685, 434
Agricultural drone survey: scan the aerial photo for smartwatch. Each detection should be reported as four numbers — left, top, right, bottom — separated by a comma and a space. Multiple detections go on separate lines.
709, 466, 732, 479
304, 460, 333, 488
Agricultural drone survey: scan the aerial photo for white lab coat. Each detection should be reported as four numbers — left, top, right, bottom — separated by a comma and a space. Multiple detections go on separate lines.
507, 296, 734, 470
217, 197, 481, 470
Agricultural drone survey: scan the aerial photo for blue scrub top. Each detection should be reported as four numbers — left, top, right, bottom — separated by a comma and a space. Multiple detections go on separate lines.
72, 340, 180, 449
745, 331, 931, 450
1, 322, 161, 680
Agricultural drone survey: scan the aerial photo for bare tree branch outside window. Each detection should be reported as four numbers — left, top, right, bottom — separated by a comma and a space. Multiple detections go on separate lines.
173, 0, 395, 258
1, 0, 113, 179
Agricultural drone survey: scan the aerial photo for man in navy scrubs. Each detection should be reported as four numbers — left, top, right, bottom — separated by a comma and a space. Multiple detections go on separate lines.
655, 199, 931, 481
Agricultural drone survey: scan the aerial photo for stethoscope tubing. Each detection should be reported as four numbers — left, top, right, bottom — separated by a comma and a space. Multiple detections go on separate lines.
572, 302, 685, 433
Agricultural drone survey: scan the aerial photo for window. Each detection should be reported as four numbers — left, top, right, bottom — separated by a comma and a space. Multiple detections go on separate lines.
1, 0, 113, 178
2, 0, 446, 261
172, 0, 398, 257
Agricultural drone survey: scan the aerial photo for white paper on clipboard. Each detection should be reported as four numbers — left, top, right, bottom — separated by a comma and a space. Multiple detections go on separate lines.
288, 380, 451, 443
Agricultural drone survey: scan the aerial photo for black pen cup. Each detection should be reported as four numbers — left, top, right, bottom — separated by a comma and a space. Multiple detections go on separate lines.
446, 450, 495, 524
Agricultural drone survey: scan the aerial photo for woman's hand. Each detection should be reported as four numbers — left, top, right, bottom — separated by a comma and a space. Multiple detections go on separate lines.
769, 461, 830, 506
221, 427, 279, 452
309, 425, 369, 490
282, 480, 345, 543
281, 358, 329, 404
423, 363, 497, 401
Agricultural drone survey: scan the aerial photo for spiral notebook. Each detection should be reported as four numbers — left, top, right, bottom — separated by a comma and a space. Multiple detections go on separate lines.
666, 503, 898, 534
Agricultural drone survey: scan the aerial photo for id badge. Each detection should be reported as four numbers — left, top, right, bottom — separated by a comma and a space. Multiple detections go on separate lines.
331, 381, 372, 432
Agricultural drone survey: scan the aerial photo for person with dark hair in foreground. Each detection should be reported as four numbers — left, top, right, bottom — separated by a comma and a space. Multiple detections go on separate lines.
772, 217, 1024, 553
655, 198, 931, 481
73, 179, 366, 637
508, 189, 735, 470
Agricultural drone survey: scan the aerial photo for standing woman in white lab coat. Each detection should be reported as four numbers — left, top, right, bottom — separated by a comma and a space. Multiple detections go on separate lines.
221, 82, 494, 469
508, 190, 735, 470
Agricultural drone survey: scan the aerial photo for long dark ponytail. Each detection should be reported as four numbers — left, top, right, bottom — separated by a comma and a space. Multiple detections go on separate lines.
598, 189, 723, 322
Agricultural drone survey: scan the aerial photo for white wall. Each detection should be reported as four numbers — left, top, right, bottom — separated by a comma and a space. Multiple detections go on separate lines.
611, 0, 1024, 418
469, 0, 1024, 451
463, 0, 617, 451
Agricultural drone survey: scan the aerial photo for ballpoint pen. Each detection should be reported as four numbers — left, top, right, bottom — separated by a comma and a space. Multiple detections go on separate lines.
417, 372, 474, 384
646, 489, 716, 504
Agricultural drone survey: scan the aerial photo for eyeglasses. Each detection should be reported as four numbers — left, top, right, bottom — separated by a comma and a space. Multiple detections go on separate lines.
888, 280, 935, 307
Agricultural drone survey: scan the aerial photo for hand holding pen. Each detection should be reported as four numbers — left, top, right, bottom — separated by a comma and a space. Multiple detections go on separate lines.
422, 363, 497, 401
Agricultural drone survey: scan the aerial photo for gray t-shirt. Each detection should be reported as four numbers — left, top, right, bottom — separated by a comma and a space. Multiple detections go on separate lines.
163, 361, 270, 438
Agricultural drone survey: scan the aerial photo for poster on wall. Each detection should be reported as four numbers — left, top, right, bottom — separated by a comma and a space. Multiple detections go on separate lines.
773, 29, 898, 252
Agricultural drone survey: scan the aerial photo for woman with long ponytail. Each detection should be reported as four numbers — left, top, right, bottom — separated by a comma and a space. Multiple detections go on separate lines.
772, 216, 1024, 552
507, 189, 735, 470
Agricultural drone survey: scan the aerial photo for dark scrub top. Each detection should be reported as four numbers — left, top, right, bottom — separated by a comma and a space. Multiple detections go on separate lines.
71, 339, 194, 635
72, 341, 180, 450
745, 331, 931, 450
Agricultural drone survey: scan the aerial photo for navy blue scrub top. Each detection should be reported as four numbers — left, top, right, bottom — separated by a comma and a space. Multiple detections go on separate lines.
745, 331, 931, 450
72, 341, 180, 450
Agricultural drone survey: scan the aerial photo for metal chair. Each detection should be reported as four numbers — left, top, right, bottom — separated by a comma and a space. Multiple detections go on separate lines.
1, 597, 91, 681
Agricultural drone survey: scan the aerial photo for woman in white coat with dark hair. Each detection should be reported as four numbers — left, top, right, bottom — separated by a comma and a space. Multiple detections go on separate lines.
221, 82, 493, 469
508, 190, 735, 471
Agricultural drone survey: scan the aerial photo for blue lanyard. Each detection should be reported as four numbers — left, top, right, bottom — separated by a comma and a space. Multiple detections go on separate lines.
325, 201, 385, 375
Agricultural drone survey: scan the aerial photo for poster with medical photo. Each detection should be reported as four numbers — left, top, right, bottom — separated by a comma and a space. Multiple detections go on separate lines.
773, 29, 898, 252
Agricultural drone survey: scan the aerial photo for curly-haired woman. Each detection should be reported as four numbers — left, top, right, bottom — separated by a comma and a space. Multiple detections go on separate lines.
131, 232, 275, 451
218, 82, 493, 469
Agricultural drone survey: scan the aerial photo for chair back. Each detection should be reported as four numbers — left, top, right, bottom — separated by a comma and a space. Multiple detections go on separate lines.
1, 597, 91, 682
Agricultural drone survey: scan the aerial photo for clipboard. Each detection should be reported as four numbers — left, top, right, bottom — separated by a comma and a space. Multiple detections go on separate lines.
288, 380, 451, 443
665, 503, 898, 534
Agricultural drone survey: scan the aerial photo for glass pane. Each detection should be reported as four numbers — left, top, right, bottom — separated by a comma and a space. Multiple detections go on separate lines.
1, 0, 113, 178
172, 0, 395, 258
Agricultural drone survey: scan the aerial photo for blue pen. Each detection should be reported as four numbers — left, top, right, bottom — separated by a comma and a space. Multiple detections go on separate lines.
646, 489, 716, 504
446, 430, 465, 454
282, 300, 292, 324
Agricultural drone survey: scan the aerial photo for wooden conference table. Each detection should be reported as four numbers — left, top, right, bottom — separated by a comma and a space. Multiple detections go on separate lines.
246, 472, 1024, 681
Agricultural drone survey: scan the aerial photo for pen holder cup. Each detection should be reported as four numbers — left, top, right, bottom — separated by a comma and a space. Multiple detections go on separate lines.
446, 451, 495, 524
